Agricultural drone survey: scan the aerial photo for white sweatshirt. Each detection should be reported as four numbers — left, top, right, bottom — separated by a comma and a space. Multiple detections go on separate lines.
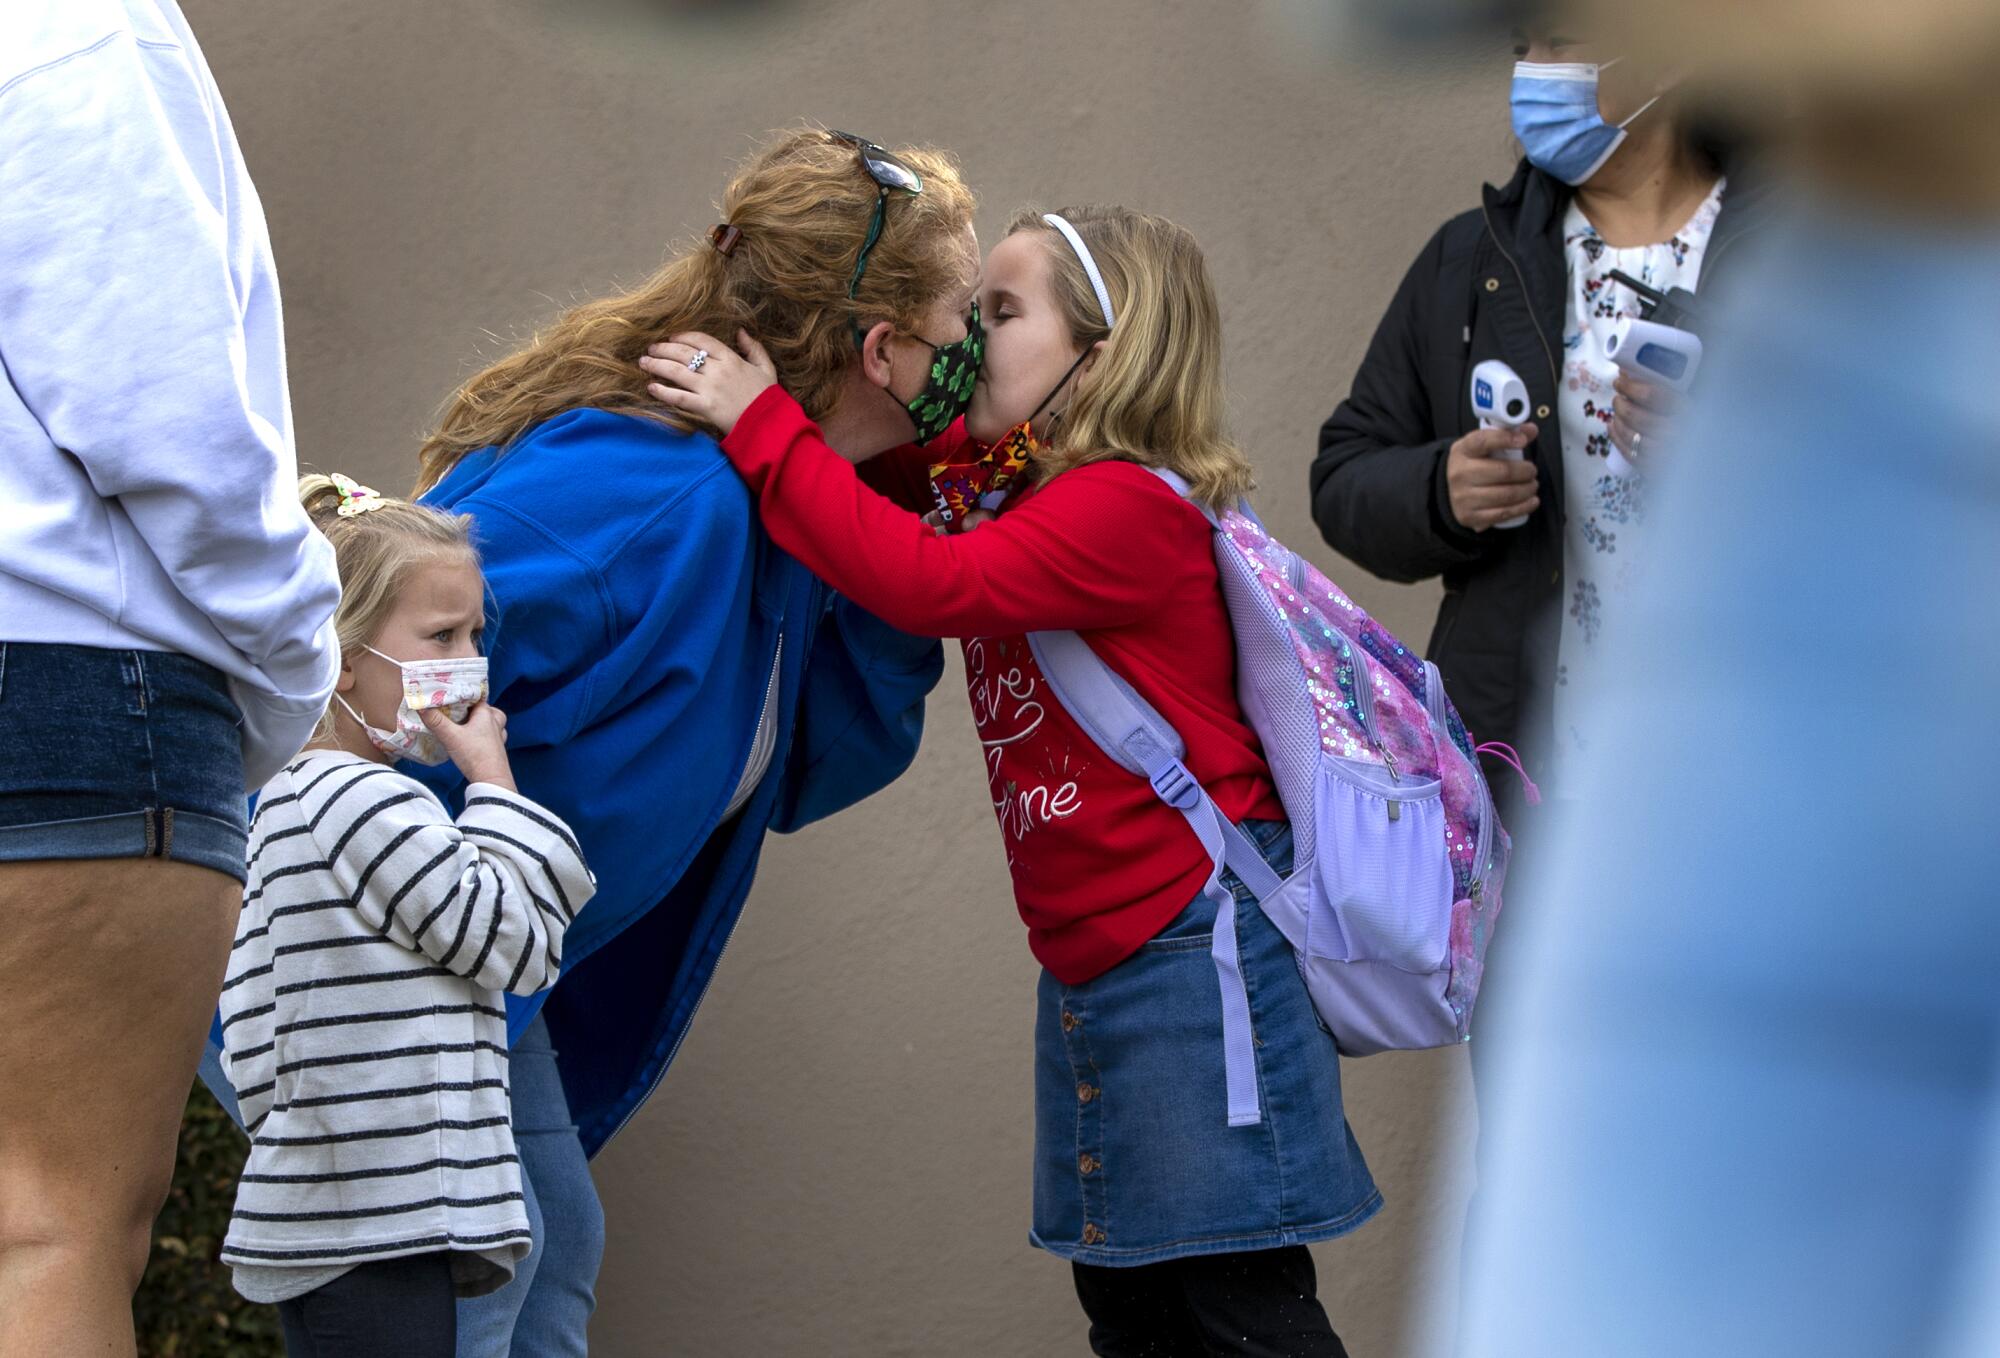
0, 1, 340, 788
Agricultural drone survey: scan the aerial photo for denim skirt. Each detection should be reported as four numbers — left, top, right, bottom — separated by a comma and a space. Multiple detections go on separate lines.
1032, 820, 1382, 1266
0, 642, 249, 881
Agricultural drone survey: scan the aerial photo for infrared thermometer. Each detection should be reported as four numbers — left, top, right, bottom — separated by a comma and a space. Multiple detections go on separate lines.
1605, 315, 1703, 393
1603, 317, 1702, 477
1469, 359, 1532, 530
1603, 269, 1707, 476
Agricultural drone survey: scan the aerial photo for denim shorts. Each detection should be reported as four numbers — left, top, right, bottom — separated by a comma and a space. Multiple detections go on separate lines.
0, 642, 249, 881
1032, 820, 1382, 1266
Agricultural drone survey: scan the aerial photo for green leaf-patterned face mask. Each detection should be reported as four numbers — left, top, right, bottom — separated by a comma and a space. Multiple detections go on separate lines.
901, 300, 984, 446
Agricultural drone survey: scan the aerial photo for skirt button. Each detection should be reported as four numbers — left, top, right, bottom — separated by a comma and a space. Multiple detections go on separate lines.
1061, 1011, 1080, 1033
1079, 1154, 1100, 1175
1076, 1082, 1098, 1104
1082, 1223, 1107, 1246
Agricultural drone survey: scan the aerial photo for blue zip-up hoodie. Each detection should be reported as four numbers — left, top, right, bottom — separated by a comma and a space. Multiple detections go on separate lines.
411, 408, 942, 1155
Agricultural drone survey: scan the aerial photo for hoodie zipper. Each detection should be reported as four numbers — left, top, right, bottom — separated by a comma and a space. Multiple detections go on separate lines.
597, 636, 784, 1149
733, 639, 786, 810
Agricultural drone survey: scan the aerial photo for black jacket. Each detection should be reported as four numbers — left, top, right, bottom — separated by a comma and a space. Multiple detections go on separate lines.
1310, 157, 1772, 782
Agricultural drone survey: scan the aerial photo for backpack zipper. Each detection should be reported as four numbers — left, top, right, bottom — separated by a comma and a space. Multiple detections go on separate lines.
1282, 534, 1402, 791
1293, 545, 1420, 798
1422, 660, 1496, 897
1281, 542, 1401, 804
1469, 773, 1496, 899
1337, 631, 1402, 815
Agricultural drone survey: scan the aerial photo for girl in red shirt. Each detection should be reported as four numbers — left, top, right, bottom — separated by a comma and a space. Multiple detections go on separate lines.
643, 205, 1378, 1355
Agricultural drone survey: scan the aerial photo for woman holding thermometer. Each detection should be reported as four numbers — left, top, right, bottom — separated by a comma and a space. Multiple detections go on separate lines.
1310, 22, 1771, 819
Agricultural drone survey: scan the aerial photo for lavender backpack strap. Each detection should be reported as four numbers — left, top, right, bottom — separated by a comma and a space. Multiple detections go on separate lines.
1027, 628, 1278, 1128
1143, 465, 1265, 530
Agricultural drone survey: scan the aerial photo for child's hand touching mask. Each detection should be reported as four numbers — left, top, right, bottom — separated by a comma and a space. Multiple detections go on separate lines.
419, 702, 514, 793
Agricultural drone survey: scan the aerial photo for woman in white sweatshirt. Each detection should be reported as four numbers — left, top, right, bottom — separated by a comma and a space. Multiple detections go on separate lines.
0, 4, 340, 1353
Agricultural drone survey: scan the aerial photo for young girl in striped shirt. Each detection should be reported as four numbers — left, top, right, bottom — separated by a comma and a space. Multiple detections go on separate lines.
219, 475, 594, 1357
642, 205, 1379, 1355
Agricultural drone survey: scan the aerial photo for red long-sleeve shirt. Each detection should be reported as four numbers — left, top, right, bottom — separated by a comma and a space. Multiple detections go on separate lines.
724, 387, 1283, 983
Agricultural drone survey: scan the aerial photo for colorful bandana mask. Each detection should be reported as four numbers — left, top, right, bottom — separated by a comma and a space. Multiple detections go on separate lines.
335, 647, 488, 766
904, 300, 984, 446
930, 420, 1038, 525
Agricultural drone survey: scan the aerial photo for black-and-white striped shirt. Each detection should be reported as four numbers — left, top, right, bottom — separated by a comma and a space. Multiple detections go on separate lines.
219, 750, 594, 1299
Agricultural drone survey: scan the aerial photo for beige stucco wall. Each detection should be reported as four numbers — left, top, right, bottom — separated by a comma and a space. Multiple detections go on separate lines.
184, 2, 1516, 1351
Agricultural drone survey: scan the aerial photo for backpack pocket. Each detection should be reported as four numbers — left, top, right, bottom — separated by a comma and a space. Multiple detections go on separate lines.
1308, 754, 1457, 972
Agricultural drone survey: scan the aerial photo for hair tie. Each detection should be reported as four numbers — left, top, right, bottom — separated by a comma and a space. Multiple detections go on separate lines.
709, 222, 743, 258
330, 472, 386, 518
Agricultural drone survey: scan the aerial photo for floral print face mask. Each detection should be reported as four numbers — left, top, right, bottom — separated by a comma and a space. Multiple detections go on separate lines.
334, 646, 488, 766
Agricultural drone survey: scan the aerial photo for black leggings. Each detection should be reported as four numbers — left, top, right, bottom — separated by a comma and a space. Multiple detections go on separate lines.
1072, 1245, 1350, 1357
276, 1253, 456, 1358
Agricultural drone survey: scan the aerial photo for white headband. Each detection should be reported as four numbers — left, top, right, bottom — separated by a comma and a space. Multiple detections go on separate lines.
1042, 213, 1116, 330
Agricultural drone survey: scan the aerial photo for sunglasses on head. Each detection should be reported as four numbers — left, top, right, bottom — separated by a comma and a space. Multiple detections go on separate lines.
829, 130, 925, 347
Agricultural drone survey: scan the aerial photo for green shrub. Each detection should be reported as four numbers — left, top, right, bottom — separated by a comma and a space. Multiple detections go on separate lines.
133, 1081, 282, 1358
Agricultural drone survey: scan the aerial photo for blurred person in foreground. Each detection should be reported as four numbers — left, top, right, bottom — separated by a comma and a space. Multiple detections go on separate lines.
1451, 0, 2000, 1353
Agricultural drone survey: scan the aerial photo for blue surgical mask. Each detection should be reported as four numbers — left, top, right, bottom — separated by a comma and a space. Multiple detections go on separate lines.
1511, 59, 1661, 187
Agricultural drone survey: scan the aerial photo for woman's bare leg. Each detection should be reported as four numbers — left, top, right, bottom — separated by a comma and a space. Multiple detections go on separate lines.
0, 858, 238, 1358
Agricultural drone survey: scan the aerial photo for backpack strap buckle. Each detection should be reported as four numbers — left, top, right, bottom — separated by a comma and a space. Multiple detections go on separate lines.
1148, 758, 1204, 811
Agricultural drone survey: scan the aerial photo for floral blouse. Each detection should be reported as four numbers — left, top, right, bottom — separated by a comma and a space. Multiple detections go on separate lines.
1552, 177, 1726, 790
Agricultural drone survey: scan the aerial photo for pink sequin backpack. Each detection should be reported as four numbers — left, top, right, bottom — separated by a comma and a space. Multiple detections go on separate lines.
1028, 470, 1516, 1127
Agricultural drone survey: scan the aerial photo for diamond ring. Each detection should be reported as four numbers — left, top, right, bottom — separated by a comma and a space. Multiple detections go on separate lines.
687, 349, 709, 373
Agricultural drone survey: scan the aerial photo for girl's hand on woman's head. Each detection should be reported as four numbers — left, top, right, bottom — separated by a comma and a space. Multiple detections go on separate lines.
640, 330, 779, 436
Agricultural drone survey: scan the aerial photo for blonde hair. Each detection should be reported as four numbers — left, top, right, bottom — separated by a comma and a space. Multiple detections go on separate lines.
1009, 206, 1254, 509
299, 474, 479, 671
415, 126, 977, 494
